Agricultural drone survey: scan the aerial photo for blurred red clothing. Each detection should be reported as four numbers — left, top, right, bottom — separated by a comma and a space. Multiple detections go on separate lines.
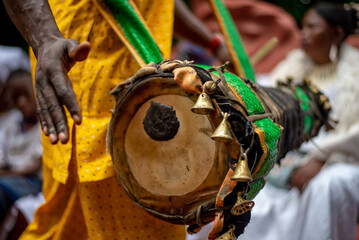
190, 0, 301, 74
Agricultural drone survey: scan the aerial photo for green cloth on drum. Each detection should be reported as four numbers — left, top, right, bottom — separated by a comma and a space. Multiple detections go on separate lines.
211, 0, 256, 82
220, 72, 265, 115
293, 86, 313, 135
246, 178, 265, 200
253, 118, 280, 179
103, 0, 163, 64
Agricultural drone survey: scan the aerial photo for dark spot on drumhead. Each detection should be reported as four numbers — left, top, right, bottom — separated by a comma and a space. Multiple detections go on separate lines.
143, 102, 180, 141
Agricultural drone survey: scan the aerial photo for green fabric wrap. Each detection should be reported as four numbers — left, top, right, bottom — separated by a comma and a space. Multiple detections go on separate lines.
246, 178, 265, 200
211, 0, 256, 82
103, 0, 163, 64
293, 86, 313, 134
221, 72, 281, 180
200, 67, 281, 199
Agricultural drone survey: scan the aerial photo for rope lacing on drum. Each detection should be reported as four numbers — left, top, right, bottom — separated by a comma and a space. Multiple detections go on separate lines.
210, 66, 249, 116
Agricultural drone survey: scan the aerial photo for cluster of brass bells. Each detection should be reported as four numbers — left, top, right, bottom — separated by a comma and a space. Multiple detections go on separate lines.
319, 94, 331, 111
215, 225, 236, 240
304, 78, 331, 112
192, 81, 233, 143
231, 191, 255, 215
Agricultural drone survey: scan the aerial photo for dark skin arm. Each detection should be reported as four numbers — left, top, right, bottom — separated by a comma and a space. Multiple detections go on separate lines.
2, 0, 90, 144
174, 0, 213, 48
289, 159, 324, 192
3, 0, 227, 145
174, 0, 231, 64
290, 131, 359, 192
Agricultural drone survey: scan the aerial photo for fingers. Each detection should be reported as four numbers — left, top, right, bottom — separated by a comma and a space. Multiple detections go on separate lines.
36, 98, 48, 135
64, 41, 90, 124
36, 67, 70, 144
68, 41, 90, 62
34, 39, 89, 145
49, 70, 82, 127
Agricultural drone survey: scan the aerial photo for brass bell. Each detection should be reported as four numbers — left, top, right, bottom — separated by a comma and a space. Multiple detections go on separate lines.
323, 102, 332, 111
319, 94, 328, 105
303, 78, 310, 86
231, 152, 252, 182
215, 225, 236, 240
309, 85, 320, 94
191, 92, 215, 115
231, 192, 255, 216
203, 81, 217, 94
211, 113, 233, 142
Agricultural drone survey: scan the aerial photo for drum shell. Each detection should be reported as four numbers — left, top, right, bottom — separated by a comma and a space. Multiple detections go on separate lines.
109, 75, 230, 224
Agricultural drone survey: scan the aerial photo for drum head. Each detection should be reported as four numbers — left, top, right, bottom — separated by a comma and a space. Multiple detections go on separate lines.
110, 76, 230, 223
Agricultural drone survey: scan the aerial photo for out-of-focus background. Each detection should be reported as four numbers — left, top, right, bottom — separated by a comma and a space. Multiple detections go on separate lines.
1, 0, 359, 239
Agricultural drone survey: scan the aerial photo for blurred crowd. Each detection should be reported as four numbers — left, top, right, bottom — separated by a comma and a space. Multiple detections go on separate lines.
0, 45, 43, 239
1, 0, 359, 239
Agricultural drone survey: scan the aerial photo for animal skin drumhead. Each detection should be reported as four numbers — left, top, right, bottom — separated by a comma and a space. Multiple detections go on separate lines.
125, 95, 215, 196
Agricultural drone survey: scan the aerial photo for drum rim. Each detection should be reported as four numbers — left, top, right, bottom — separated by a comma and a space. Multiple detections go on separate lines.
108, 76, 230, 223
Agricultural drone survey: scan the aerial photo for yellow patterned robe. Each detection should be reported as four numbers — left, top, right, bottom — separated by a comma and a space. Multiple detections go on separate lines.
20, 0, 185, 239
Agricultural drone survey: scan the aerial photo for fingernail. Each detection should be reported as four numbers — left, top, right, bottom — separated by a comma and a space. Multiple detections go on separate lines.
59, 132, 67, 144
49, 134, 57, 144
73, 115, 81, 124
43, 127, 48, 135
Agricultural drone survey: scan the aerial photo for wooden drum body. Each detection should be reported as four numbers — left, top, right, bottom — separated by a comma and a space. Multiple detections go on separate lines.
109, 75, 229, 224
108, 60, 331, 238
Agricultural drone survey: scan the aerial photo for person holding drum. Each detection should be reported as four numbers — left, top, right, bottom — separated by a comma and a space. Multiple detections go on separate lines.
1, 0, 234, 239
238, 3, 359, 240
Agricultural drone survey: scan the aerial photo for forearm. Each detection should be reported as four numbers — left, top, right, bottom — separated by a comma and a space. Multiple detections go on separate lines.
174, 0, 213, 47
318, 133, 359, 160
2, 0, 63, 57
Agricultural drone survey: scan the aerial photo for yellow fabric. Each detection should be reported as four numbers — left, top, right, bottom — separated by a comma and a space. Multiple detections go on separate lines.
37, 0, 174, 183
23, 0, 185, 239
20, 146, 185, 239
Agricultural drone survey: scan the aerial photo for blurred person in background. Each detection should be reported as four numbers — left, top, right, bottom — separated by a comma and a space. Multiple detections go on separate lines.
0, 70, 42, 222
187, 2, 359, 240
240, 3, 359, 240
0, 69, 43, 240
0, 45, 30, 121
0, 69, 42, 240
0, 46, 42, 239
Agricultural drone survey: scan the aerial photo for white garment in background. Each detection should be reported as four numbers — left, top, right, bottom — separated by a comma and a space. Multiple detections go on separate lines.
0, 110, 22, 168
241, 163, 359, 240
269, 44, 359, 159
0, 110, 42, 172
0, 45, 30, 84
186, 44, 359, 240
187, 165, 359, 240
186, 223, 213, 240
240, 44, 359, 240
14, 193, 44, 223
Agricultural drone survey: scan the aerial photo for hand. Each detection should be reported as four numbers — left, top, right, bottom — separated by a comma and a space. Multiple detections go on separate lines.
35, 38, 90, 144
212, 41, 234, 73
289, 159, 324, 192
214, 41, 232, 65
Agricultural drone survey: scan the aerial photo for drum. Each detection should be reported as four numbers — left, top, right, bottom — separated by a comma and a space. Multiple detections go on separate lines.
108, 60, 331, 238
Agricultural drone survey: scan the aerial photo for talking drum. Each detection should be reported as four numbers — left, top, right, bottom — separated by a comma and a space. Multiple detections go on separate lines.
107, 60, 331, 239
